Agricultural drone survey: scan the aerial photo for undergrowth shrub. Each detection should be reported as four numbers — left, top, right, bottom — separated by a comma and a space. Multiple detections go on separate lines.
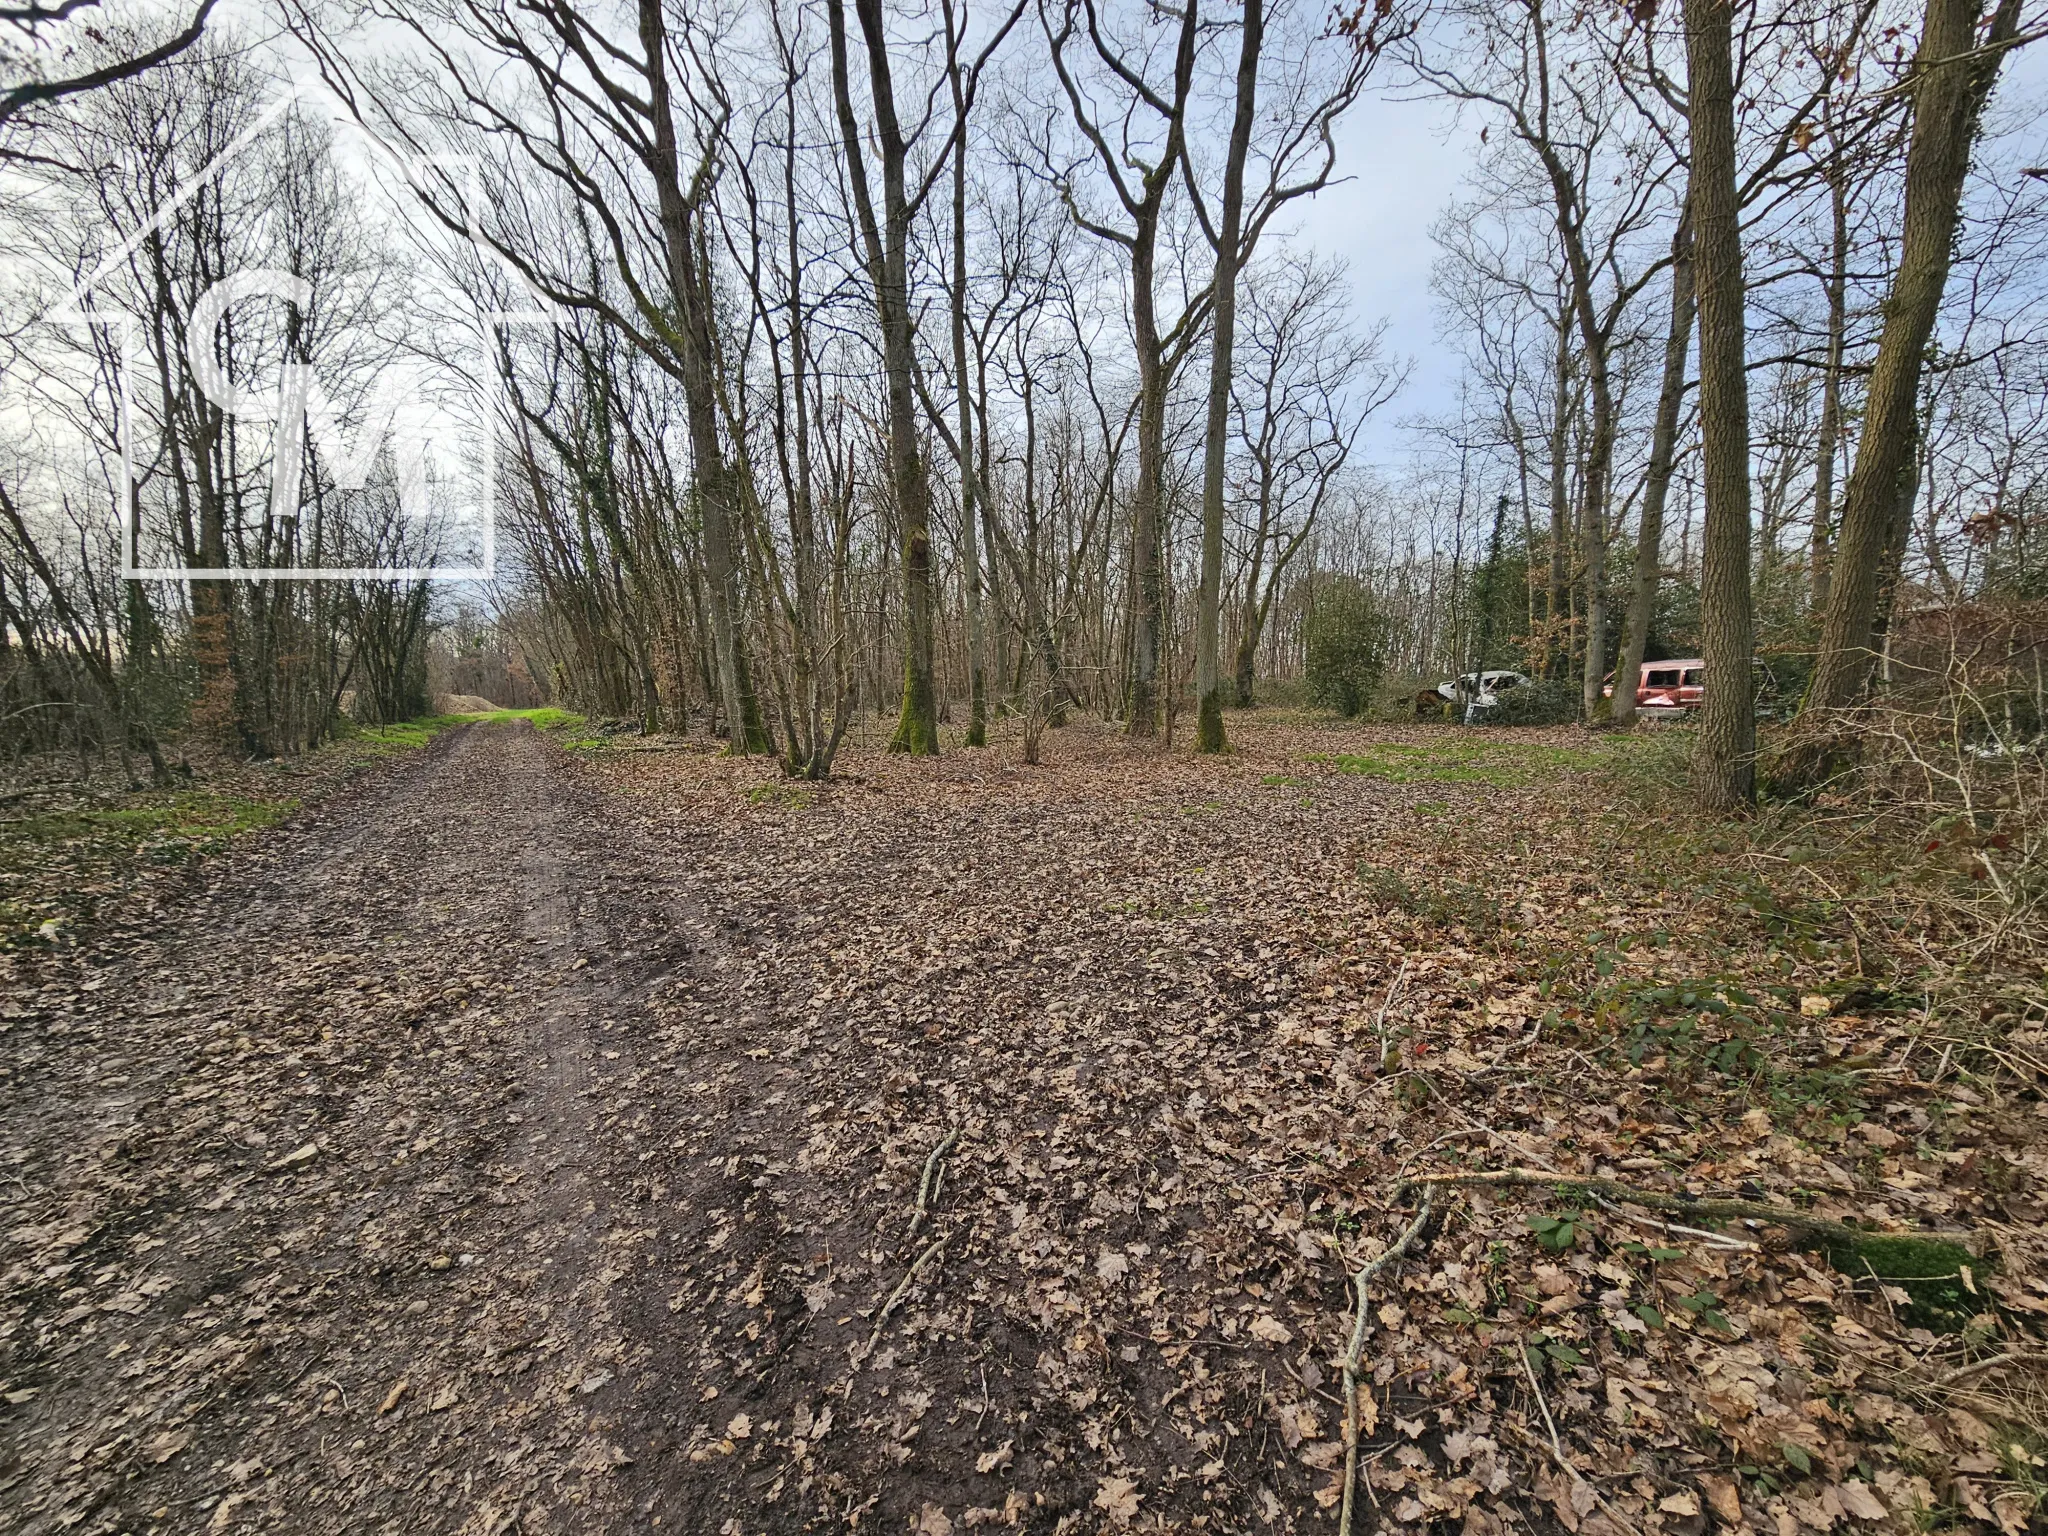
1304, 580, 1388, 718
1772, 602, 2046, 967
1361, 863, 1504, 933
1482, 677, 1579, 726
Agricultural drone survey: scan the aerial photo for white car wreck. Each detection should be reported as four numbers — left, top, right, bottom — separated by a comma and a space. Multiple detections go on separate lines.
1436, 670, 1533, 723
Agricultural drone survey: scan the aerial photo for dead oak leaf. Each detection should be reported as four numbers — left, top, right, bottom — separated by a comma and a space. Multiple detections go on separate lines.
1093, 1476, 1142, 1524
975, 1440, 1013, 1475
1698, 1474, 1744, 1526
1835, 1482, 1887, 1522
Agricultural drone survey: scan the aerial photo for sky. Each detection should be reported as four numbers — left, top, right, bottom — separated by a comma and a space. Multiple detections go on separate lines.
1291, 85, 1479, 465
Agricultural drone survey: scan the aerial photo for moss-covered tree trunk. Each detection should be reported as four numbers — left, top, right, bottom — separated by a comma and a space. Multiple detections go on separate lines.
1795, 0, 2023, 753
831, 0, 939, 754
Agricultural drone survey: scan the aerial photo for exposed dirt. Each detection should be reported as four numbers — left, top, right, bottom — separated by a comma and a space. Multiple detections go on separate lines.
2, 718, 2043, 1536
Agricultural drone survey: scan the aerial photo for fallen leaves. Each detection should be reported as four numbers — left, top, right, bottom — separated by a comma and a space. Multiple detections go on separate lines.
974, 1440, 1013, 1474
4, 715, 2043, 1536
1247, 1313, 1292, 1344
1092, 1475, 1142, 1523
266, 1141, 321, 1173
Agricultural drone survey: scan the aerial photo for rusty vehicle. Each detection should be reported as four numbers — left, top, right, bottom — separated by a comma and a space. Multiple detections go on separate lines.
1603, 658, 1704, 713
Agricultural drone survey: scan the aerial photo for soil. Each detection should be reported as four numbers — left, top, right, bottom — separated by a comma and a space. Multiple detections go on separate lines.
2, 718, 2042, 1536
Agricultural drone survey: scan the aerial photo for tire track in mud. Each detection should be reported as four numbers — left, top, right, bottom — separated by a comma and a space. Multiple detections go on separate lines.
0, 724, 856, 1535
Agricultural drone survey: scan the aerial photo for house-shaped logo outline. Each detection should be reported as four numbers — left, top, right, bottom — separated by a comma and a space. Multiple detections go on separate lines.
50, 72, 556, 582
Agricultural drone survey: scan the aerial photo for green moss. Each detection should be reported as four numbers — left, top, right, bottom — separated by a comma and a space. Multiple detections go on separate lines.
1814, 1232, 1991, 1331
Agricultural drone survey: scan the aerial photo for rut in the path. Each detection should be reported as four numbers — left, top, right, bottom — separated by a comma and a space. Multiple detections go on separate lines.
0, 724, 870, 1536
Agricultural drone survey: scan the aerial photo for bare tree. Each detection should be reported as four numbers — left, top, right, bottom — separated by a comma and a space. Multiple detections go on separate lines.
1683, 0, 1756, 811
1045, 0, 1203, 739
1796, 0, 2030, 755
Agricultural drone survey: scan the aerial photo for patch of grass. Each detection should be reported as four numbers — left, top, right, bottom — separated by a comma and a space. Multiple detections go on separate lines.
1259, 773, 1303, 787
744, 782, 816, 810
0, 790, 295, 945
465, 707, 584, 729
356, 707, 586, 753
1315, 737, 1635, 788
355, 719, 450, 751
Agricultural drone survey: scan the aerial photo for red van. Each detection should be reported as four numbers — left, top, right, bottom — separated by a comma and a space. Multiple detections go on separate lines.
1604, 659, 1704, 712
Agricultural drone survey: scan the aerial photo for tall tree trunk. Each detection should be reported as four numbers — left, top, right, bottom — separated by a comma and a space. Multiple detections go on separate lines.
1613, 214, 1693, 728
1195, 0, 1262, 754
1684, 0, 1756, 812
946, 16, 987, 748
831, 0, 940, 754
1810, 169, 1847, 615
640, 0, 763, 751
1127, 236, 1167, 739
1800, 0, 2023, 727
1233, 473, 1272, 708
1577, 389, 1611, 723
1545, 316, 1572, 679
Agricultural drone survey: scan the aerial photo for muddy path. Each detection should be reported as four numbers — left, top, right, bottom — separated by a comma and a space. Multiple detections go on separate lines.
0, 724, 904, 1534
3, 720, 1435, 1536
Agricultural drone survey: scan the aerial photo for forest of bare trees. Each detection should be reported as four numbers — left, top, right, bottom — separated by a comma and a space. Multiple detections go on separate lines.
10, 6, 2048, 1533
3, 0, 2044, 793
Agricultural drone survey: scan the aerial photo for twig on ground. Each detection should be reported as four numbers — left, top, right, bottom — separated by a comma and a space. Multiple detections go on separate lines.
1398, 1167, 1968, 1251
906, 1128, 960, 1243
858, 1232, 951, 1366
1519, 1331, 1566, 1458
1518, 1346, 1641, 1536
1594, 1200, 1760, 1252
1339, 1186, 1434, 1536
1374, 959, 1410, 1074
1930, 1033, 2048, 1081
1925, 1350, 2048, 1390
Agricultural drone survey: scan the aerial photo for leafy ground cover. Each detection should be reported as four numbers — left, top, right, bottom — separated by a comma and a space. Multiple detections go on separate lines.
1308, 736, 1637, 788
0, 711, 2041, 1536
0, 708, 586, 946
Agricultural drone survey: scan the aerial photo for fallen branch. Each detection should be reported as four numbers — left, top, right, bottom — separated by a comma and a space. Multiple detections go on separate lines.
906, 1129, 961, 1244
1923, 1349, 2048, 1390
858, 1232, 951, 1366
1398, 1168, 1969, 1252
1339, 1186, 1434, 1536
1591, 1200, 1759, 1252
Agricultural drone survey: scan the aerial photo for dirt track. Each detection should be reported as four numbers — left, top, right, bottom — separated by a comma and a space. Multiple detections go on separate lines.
4, 720, 1414, 1535
1, 723, 882, 1532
